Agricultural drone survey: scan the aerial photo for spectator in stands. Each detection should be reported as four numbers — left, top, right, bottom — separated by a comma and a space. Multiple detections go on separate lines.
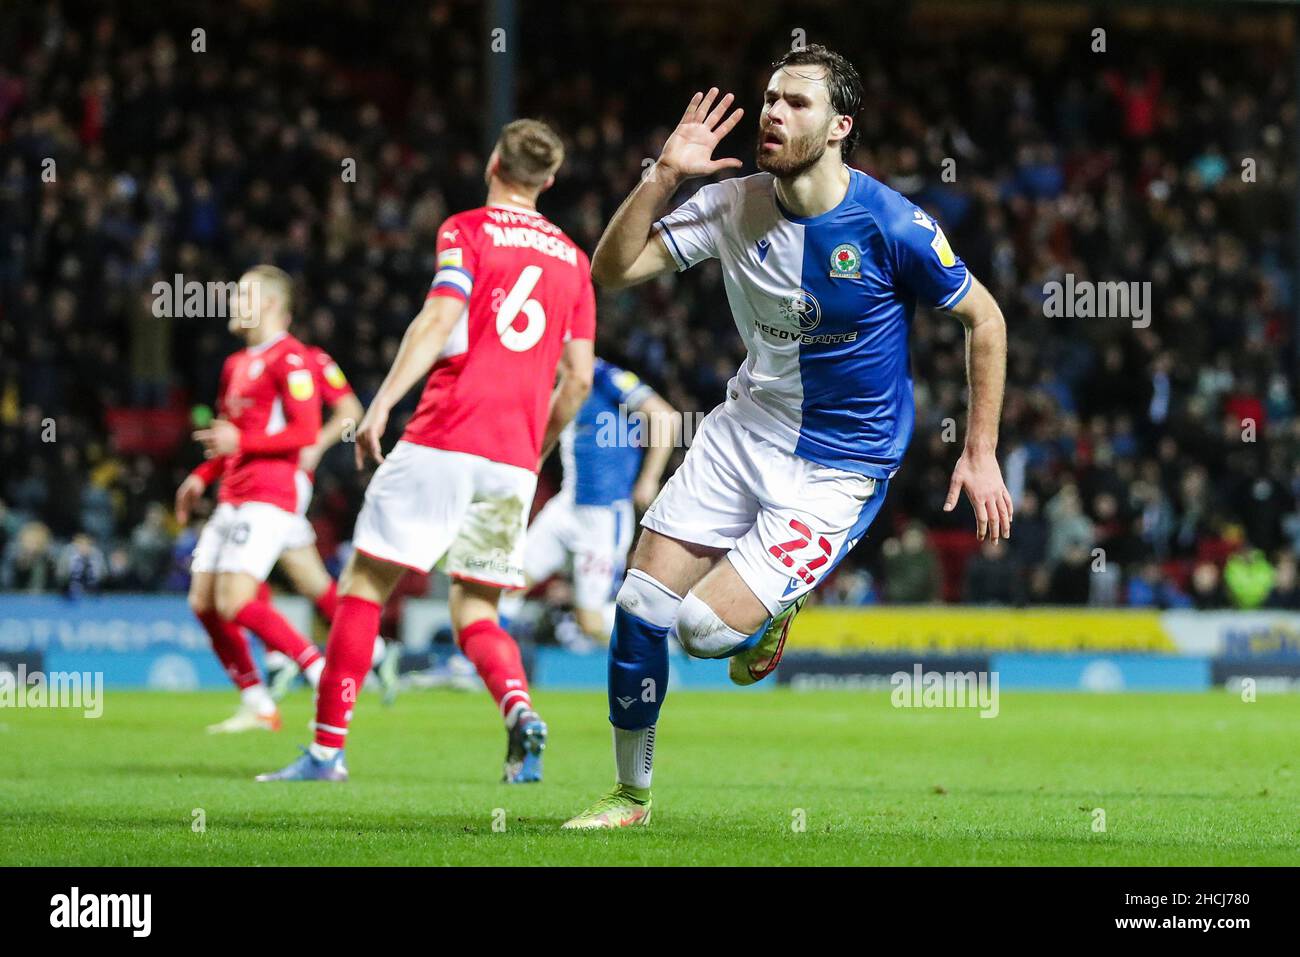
1007, 489, 1048, 569
1127, 560, 1169, 608
1, 2, 1295, 616
58, 533, 106, 597
1265, 552, 1300, 609
1047, 542, 1092, 605
963, 540, 1023, 606
1046, 484, 1094, 565
820, 568, 877, 606
1223, 547, 1276, 610
882, 523, 941, 604
1188, 561, 1226, 610
128, 503, 173, 590
0, 498, 11, 560
1, 521, 57, 592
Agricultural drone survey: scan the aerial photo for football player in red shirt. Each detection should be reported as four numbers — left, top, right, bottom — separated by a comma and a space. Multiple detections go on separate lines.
271, 343, 364, 633
178, 266, 327, 732
257, 120, 596, 783
179, 340, 376, 715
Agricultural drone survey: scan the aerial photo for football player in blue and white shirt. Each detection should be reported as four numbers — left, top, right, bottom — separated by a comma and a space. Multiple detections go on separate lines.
506, 358, 678, 644
564, 44, 1012, 829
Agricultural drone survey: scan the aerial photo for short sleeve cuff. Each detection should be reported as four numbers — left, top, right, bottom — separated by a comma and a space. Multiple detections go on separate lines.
655, 221, 690, 272
937, 268, 972, 310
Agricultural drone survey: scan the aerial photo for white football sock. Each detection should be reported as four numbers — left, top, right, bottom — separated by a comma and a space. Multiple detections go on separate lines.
264, 650, 291, 671
614, 725, 655, 790
371, 635, 386, 668
302, 658, 324, 688
504, 700, 529, 729
241, 684, 276, 716
309, 743, 339, 761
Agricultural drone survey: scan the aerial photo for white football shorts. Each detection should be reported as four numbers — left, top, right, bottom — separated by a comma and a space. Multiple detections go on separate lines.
191, 500, 300, 581
524, 490, 635, 611
351, 440, 538, 589
283, 469, 317, 551
640, 403, 888, 616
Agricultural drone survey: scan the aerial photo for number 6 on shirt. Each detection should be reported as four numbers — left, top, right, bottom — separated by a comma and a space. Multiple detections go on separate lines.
497, 265, 546, 352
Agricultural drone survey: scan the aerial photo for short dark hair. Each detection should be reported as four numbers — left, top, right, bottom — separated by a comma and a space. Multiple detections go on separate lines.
770, 44, 862, 158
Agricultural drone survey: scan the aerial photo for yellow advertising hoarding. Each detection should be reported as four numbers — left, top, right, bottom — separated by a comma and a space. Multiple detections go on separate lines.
792, 607, 1175, 653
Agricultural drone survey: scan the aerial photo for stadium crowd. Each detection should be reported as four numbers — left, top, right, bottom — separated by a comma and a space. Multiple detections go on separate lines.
3, 0, 1300, 612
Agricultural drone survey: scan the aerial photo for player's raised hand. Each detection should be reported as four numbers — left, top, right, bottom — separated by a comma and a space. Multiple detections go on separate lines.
354, 403, 389, 468
656, 88, 745, 180
174, 475, 205, 525
943, 448, 1013, 543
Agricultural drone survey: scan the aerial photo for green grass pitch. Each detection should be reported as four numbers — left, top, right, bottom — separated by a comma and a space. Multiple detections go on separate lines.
1, 688, 1297, 865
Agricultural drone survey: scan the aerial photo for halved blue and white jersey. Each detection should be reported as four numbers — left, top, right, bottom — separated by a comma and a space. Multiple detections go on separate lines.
654, 168, 971, 479
560, 358, 655, 506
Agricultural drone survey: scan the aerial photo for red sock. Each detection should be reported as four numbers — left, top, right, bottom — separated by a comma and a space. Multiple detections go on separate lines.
458, 618, 531, 724
314, 579, 339, 621
232, 598, 323, 670
315, 595, 382, 748
197, 610, 260, 689
257, 581, 272, 603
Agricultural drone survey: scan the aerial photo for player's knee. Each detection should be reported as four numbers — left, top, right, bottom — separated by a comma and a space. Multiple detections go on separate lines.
614, 569, 681, 630
671, 591, 747, 659
213, 591, 245, 622
213, 578, 256, 621
341, 550, 403, 605
187, 585, 214, 617
574, 606, 608, 643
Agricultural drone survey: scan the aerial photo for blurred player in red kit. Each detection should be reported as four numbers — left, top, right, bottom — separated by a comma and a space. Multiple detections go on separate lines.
256, 120, 596, 783
178, 266, 328, 732
178, 333, 381, 721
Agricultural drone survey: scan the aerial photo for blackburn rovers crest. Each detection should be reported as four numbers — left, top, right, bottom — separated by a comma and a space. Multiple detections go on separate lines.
830, 243, 861, 279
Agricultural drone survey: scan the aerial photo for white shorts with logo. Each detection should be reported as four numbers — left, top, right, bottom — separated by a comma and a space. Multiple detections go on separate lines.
352, 440, 537, 589
283, 469, 317, 551
524, 490, 635, 611
191, 501, 300, 581
640, 404, 887, 616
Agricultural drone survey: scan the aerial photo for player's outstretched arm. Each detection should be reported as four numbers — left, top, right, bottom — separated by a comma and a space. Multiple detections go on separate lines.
175, 455, 224, 523
302, 391, 364, 472
631, 392, 679, 511
591, 88, 744, 289
175, 474, 205, 525
539, 337, 596, 465
355, 296, 463, 466
942, 276, 1013, 543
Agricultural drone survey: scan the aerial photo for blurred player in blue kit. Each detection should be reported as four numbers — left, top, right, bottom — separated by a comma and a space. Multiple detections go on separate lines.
503, 358, 678, 646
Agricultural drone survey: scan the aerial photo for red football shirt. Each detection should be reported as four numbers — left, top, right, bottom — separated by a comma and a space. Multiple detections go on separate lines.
401, 204, 597, 471
210, 333, 322, 512
307, 344, 354, 407
190, 342, 352, 495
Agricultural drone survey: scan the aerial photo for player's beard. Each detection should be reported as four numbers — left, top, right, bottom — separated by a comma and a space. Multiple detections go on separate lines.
755, 125, 830, 179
